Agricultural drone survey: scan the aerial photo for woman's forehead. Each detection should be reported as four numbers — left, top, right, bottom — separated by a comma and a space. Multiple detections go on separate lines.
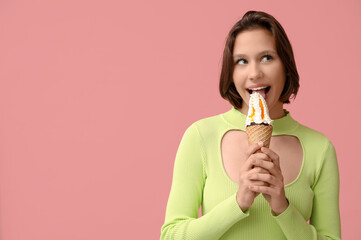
233, 28, 276, 55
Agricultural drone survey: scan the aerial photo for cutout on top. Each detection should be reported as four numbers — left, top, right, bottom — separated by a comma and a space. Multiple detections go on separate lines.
221, 130, 303, 186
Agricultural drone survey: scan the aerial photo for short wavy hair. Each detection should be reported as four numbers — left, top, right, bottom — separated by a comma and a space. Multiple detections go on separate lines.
219, 11, 300, 109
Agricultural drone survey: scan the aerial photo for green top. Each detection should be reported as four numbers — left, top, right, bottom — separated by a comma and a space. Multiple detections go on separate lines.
161, 107, 341, 240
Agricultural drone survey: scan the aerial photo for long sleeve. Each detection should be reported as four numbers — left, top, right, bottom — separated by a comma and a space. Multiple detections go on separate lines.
273, 140, 341, 240
160, 123, 249, 240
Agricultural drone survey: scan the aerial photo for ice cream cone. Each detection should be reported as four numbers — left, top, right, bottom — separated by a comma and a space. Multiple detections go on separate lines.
245, 92, 273, 152
246, 124, 273, 150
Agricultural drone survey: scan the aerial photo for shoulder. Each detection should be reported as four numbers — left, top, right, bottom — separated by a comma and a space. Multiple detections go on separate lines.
296, 123, 332, 145
295, 122, 336, 156
295, 124, 340, 189
193, 112, 224, 128
189, 111, 226, 134
294, 121, 338, 186
182, 111, 227, 142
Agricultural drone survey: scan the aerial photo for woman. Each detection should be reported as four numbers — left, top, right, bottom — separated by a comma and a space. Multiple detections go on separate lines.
161, 11, 340, 240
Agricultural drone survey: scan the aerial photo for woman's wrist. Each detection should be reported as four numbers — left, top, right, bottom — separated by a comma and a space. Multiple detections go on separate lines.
272, 198, 289, 216
236, 194, 250, 212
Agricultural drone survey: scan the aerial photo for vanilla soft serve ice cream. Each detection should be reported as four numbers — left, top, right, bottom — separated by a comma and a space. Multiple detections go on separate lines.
246, 92, 273, 127
245, 92, 273, 149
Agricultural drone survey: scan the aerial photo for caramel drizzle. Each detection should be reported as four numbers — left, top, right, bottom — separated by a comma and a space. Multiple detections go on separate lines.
249, 99, 265, 122
260, 99, 264, 119
250, 106, 255, 122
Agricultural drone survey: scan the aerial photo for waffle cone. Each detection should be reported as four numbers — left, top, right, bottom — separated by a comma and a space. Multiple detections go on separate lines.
246, 124, 273, 150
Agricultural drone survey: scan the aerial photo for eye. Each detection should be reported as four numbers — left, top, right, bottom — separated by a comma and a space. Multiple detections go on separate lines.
236, 58, 248, 65
261, 55, 273, 62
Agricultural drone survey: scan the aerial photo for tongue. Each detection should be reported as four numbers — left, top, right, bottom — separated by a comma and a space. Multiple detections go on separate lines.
253, 89, 266, 99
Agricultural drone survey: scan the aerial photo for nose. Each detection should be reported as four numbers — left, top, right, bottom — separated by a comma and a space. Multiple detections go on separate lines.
248, 62, 263, 80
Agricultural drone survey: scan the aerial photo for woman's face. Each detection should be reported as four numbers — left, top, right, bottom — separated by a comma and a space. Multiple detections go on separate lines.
232, 28, 286, 119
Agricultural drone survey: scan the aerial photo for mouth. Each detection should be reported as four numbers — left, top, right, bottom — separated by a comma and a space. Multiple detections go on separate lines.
247, 86, 271, 95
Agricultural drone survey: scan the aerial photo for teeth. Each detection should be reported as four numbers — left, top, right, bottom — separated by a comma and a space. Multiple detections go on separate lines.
249, 86, 267, 91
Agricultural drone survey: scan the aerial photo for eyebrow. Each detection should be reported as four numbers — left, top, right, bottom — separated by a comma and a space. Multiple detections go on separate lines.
233, 50, 277, 59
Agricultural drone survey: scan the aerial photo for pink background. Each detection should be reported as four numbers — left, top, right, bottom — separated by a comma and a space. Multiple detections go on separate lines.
0, 0, 360, 239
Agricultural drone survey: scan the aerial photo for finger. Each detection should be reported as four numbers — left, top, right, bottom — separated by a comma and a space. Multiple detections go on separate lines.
248, 166, 284, 189
249, 166, 269, 174
251, 157, 274, 171
249, 185, 286, 201
247, 169, 270, 186
249, 180, 269, 186
254, 150, 282, 177
246, 152, 272, 171
260, 147, 280, 166
249, 185, 273, 195
252, 152, 273, 162
246, 142, 263, 157
244, 154, 266, 171
249, 173, 276, 186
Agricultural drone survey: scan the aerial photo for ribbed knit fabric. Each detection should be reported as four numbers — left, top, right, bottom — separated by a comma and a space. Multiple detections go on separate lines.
161, 107, 341, 240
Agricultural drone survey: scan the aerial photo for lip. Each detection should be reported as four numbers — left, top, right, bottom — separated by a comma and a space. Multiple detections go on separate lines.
246, 84, 271, 99
247, 84, 269, 89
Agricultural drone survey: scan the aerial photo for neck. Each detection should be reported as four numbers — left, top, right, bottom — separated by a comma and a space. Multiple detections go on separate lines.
270, 107, 286, 119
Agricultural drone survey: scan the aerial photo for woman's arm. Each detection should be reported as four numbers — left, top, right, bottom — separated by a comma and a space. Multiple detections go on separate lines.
272, 141, 341, 240
160, 123, 249, 240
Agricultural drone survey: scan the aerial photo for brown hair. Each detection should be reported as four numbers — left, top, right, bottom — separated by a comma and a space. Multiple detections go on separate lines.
219, 11, 299, 109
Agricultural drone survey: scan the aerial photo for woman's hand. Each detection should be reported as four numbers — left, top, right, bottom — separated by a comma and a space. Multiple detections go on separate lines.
247, 146, 289, 215
236, 142, 270, 212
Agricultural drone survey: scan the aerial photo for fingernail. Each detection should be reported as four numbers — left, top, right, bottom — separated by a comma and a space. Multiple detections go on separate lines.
258, 142, 263, 147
